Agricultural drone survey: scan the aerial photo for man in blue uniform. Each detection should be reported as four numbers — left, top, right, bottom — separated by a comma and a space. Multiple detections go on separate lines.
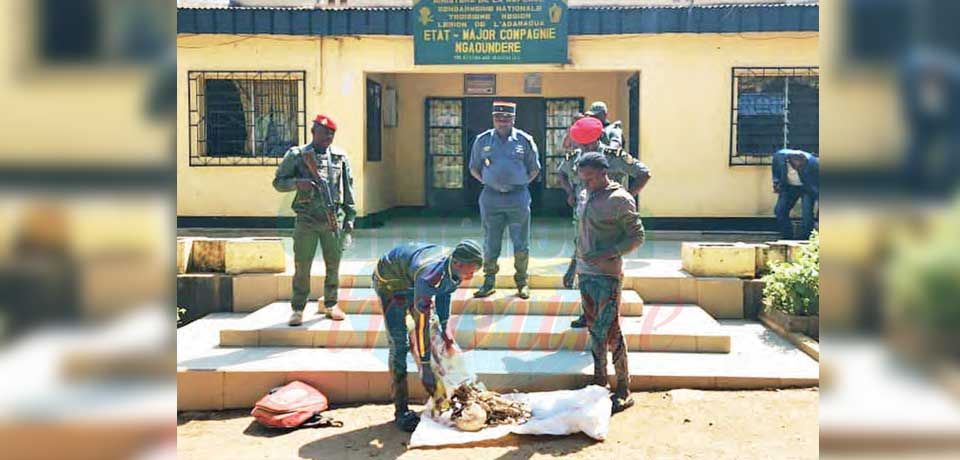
469, 101, 541, 299
372, 239, 483, 432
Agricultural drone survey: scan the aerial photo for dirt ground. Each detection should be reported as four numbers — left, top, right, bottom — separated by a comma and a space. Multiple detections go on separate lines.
177, 388, 819, 460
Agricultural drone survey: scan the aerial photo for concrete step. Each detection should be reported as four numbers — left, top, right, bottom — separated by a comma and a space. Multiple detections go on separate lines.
192, 258, 742, 319
275, 259, 569, 294
283, 288, 643, 316
217, 303, 728, 353
274, 258, 699, 303
177, 317, 818, 411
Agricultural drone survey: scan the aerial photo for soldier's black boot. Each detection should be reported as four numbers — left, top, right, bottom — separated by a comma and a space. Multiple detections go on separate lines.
474, 275, 496, 298
514, 251, 530, 299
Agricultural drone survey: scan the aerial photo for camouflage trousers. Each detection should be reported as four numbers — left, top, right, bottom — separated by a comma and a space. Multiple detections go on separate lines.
579, 274, 630, 399
374, 284, 449, 416
291, 214, 343, 311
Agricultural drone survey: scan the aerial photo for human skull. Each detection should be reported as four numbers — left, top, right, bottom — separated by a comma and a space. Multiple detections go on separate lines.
454, 402, 487, 432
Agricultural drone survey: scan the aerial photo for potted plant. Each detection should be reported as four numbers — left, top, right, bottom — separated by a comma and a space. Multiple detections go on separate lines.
761, 230, 819, 338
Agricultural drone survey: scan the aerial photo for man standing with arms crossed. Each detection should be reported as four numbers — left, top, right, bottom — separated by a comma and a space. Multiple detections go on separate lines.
469, 101, 541, 299
273, 114, 355, 326
574, 151, 646, 414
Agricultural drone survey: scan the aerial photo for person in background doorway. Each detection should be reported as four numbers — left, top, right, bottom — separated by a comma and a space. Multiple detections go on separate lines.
586, 101, 624, 150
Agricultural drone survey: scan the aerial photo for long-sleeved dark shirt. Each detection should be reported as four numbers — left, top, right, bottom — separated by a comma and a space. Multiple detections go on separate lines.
273, 143, 357, 226
576, 181, 646, 277
374, 243, 463, 370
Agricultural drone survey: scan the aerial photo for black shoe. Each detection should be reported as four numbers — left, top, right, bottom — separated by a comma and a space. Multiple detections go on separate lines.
570, 315, 587, 329
474, 278, 496, 298
516, 284, 530, 299
611, 395, 635, 414
394, 410, 420, 432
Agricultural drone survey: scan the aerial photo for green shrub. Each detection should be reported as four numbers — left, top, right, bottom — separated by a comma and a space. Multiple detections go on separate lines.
887, 201, 960, 334
762, 230, 819, 316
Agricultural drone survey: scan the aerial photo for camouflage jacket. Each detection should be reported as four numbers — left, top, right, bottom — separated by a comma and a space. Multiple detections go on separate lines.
273, 143, 357, 225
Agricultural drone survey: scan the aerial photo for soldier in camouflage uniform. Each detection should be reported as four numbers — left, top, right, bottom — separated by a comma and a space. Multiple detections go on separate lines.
372, 240, 483, 432
557, 116, 651, 329
273, 114, 356, 326
587, 100, 625, 150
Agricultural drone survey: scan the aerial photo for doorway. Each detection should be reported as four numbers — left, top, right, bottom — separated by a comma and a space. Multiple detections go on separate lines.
423, 95, 583, 215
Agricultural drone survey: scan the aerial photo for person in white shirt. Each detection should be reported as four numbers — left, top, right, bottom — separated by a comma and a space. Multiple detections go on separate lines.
772, 149, 819, 239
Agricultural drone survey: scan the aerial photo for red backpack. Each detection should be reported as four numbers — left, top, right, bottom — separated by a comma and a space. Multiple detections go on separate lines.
251, 381, 342, 429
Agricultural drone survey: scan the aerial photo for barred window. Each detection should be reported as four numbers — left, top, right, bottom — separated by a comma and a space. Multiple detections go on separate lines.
730, 67, 819, 166
38, 0, 168, 63
188, 71, 306, 166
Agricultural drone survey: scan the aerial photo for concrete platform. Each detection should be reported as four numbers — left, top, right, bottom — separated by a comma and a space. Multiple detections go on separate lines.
217, 302, 726, 353
820, 338, 960, 449
177, 217, 781, 263
177, 313, 818, 410
251, 289, 642, 316
681, 242, 761, 278
269, 258, 698, 304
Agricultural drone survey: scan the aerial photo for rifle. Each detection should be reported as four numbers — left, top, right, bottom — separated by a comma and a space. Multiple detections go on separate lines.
301, 152, 341, 239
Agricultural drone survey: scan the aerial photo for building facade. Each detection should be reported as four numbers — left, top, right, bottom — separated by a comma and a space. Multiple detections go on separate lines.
176, 1, 819, 226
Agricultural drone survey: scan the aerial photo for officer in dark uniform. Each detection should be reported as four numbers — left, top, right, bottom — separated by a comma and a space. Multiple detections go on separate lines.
273, 114, 356, 326
468, 101, 541, 299
372, 240, 483, 432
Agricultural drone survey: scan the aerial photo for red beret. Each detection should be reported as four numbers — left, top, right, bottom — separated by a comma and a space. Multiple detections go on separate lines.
313, 114, 337, 131
569, 116, 603, 145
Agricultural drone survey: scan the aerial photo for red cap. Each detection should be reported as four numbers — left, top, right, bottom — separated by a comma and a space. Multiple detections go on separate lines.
569, 116, 603, 145
313, 114, 337, 131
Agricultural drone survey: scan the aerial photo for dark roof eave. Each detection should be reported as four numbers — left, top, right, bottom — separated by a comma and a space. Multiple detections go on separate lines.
177, 5, 818, 36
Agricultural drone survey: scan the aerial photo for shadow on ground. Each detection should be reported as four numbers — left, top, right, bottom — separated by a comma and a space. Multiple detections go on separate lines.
295, 420, 597, 460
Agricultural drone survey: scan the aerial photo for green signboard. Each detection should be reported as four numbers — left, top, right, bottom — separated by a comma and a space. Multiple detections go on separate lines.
413, 0, 568, 65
